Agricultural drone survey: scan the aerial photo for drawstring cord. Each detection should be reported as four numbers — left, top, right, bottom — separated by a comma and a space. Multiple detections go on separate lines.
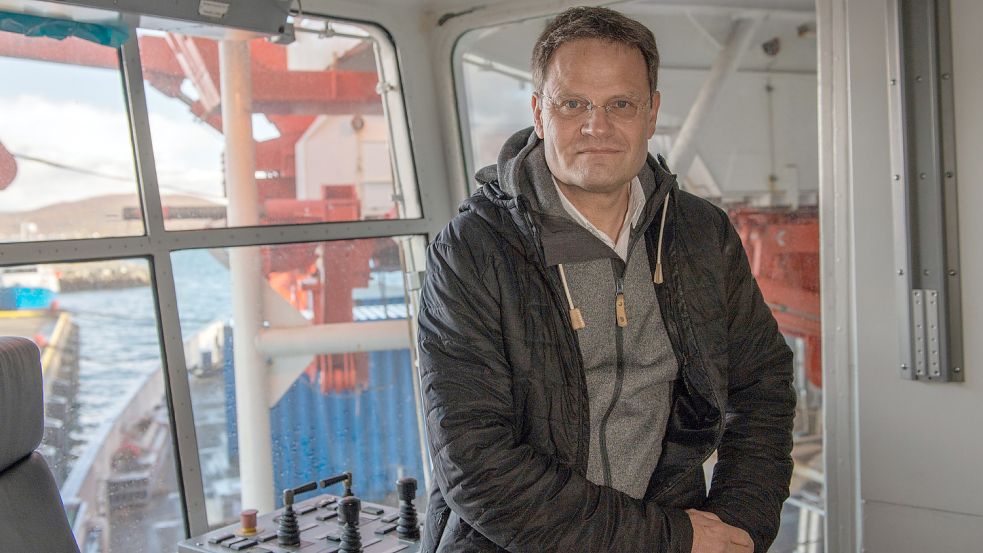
653, 193, 670, 285
558, 263, 585, 330
557, 189, 670, 330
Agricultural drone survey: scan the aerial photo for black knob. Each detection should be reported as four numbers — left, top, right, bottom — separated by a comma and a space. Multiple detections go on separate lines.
338, 496, 361, 526
397, 477, 417, 502
277, 504, 300, 546
338, 496, 362, 553
396, 478, 420, 541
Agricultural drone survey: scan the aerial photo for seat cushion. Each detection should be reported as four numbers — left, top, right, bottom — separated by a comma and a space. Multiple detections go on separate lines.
0, 452, 80, 553
0, 336, 43, 472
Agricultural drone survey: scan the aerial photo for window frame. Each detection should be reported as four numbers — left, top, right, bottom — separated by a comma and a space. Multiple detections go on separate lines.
0, 14, 431, 538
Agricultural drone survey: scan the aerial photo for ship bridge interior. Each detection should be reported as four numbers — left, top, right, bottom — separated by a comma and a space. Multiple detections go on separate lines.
0, 0, 979, 552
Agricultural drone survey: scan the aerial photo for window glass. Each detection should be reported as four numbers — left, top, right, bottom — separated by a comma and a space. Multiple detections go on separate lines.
171, 236, 428, 528
139, 18, 420, 230
457, 11, 823, 552
459, 51, 537, 174
0, 260, 180, 552
733, 209, 822, 553
0, 33, 143, 242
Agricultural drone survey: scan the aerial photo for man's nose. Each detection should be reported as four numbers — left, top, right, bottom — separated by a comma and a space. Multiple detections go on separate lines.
581, 106, 613, 137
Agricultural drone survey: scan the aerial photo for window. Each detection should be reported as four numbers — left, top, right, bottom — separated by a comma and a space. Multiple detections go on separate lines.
458, 50, 538, 176
0, 32, 142, 242
138, 18, 421, 230
0, 260, 181, 552
0, 10, 430, 546
171, 237, 428, 528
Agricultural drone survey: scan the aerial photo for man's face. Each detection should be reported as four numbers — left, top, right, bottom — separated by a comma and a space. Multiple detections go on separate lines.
533, 38, 660, 195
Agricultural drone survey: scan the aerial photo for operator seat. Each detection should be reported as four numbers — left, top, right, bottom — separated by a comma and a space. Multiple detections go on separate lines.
0, 336, 81, 552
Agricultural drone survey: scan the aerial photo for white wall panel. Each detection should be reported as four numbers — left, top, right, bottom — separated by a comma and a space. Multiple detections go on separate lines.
863, 500, 983, 553
845, 0, 983, 548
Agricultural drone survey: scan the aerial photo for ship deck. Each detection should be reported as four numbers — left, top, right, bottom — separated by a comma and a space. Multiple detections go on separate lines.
0, 308, 59, 338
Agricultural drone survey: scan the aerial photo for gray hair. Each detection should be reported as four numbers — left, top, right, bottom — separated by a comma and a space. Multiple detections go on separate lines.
531, 6, 660, 93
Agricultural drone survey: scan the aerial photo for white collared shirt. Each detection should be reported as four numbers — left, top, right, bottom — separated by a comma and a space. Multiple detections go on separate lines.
552, 176, 646, 261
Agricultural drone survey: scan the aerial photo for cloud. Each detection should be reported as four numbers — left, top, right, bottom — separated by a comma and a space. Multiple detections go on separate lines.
145, 107, 224, 199
0, 92, 225, 211
0, 94, 134, 210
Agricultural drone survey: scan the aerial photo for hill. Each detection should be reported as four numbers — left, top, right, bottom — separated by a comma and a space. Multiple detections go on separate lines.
0, 194, 224, 241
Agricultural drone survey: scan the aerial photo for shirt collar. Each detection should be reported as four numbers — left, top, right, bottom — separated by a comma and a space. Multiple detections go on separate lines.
551, 175, 645, 258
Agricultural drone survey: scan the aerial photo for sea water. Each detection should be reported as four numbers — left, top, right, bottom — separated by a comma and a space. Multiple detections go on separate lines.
57, 249, 232, 464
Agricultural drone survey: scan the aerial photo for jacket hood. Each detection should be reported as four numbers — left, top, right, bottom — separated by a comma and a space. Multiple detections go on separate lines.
468, 127, 678, 248
473, 126, 543, 207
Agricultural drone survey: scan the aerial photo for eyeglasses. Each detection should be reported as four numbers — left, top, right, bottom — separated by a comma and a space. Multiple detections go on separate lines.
537, 93, 649, 121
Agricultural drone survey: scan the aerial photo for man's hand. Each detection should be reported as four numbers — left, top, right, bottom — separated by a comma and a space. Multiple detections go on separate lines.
687, 509, 755, 553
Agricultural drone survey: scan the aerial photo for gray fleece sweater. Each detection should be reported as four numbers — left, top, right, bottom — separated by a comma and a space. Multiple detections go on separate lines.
482, 128, 679, 499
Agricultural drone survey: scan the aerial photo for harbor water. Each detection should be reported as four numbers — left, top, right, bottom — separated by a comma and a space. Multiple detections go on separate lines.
58, 250, 232, 465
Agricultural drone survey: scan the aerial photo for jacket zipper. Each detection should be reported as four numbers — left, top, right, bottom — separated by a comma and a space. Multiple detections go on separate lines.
598, 266, 628, 487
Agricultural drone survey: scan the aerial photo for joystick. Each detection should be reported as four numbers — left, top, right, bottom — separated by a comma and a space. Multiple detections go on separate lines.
396, 477, 420, 541
277, 503, 300, 547
278, 481, 317, 547
338, 496, 363, 553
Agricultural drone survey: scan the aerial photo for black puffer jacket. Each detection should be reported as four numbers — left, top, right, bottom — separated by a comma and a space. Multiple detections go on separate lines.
418, 139, 795, 553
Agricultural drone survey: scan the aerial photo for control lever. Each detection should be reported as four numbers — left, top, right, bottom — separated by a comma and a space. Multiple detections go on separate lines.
338, 496, 363, 552
278, 481, 318, 546
396, 477, 420, 541
318, 471, 354, 497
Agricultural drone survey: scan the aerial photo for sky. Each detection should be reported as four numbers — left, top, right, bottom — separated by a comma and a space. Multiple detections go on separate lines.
0, 31, 310, 213
0, 52, 226, 211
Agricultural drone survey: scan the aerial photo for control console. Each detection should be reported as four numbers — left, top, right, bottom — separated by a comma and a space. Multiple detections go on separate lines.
177, 473, 422, 553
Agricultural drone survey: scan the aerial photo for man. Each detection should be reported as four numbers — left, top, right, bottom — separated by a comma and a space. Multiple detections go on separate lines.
417, 7, 795, 553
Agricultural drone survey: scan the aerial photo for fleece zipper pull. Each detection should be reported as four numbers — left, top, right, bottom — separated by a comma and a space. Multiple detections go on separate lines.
615, 276, 628, 328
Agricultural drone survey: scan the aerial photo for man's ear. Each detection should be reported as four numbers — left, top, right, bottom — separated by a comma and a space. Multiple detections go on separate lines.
532, 93, 545, 139
646, 90, 661, 139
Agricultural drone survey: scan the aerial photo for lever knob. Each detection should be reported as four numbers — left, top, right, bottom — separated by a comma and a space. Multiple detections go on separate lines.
338, 496, 361, 526
397, 477, 417, 502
